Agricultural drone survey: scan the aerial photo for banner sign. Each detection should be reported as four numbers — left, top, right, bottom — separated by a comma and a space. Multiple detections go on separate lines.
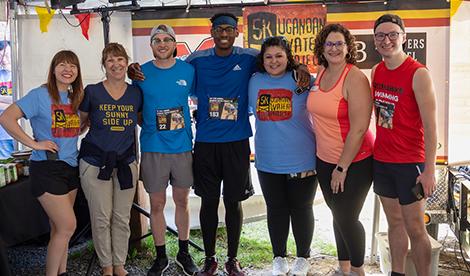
243, 5, 326, 73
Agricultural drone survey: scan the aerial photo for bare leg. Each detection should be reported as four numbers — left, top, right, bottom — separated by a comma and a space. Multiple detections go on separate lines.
172, 187, 191, 241
350, 264, 365, 276
149, 191, 168, 246
38, 190, 77, 276
338, 260, 350, 275
380, 196, 407, 274
402, 200, 431, 276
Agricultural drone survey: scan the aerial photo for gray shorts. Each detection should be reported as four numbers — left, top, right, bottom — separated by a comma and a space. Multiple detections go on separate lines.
141, 151, 193, 193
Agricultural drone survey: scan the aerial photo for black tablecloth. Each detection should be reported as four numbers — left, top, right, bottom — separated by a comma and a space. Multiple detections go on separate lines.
0, 176, 50, 247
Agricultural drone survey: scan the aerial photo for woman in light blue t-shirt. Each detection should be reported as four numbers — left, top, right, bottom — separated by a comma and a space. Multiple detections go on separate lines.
248, 36, 317, 276
0, 50, 84, 276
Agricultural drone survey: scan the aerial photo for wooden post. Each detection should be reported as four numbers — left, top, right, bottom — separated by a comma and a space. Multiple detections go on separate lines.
129, 178, 149, 253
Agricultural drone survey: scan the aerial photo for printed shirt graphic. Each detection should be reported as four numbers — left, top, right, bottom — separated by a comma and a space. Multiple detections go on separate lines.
372, 56, 426, 163
256, 88, 292, 121
51, 104, 80, 138
248, 72, 316, 174
15, 86, 80, 166
80, 82, 143, 167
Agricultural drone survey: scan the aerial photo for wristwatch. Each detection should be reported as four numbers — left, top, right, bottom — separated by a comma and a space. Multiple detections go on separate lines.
336, 165, 348, 173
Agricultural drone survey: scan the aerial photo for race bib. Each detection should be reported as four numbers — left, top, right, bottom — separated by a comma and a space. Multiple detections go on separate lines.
156, 106, 185, 131
208, 97, 238, 121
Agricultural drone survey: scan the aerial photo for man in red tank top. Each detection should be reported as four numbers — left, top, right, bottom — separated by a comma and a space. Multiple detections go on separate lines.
371, 14, 438, 276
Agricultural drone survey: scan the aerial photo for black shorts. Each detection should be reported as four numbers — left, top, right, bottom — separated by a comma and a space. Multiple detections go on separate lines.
373, 159, 424, 205
193, 139, 254, 202
30, 160, 80, 198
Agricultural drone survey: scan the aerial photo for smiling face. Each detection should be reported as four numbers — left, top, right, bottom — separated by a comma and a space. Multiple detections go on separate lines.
374, 22, 406, 59
151, 33, 176, 60
211, 24, 239, 55
263, 46, 288, 78
322, 32, 348, 66
104, 54, 127, 81
54, 61, 78, 92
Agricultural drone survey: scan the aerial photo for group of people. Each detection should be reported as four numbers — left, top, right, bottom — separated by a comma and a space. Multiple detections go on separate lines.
0, 10, 437, 276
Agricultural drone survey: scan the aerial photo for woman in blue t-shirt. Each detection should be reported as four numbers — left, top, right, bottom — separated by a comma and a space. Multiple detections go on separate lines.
78, 43, 142, 276
247, 37, 317, 276
0, 50, 84, 276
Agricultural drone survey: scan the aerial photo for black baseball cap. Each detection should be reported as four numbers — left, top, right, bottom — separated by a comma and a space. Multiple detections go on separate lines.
374, 14, 405, 32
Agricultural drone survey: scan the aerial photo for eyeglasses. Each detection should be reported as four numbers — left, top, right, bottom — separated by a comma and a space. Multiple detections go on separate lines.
374, 32, 404, 41
151, 38, 175, 45
324, 42, 346, 50
212, 26, 237, 35
262, 36, 288, 46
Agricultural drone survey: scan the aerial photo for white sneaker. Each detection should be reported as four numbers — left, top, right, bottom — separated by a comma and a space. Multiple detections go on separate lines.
291, 257, 309, 276
272, 256, 289, 276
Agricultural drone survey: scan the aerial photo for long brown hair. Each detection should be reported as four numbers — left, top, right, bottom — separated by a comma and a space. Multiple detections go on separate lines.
45, 50, 84, 112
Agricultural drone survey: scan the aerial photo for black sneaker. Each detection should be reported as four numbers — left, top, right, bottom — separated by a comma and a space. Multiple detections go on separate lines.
147, 257, 169, 276
196, 256, 218, 276
225, 257, 245, 276
176, 251, 199, 276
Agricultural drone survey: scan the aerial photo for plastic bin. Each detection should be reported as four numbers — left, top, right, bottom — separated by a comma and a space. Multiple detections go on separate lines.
375, 232, 442, 276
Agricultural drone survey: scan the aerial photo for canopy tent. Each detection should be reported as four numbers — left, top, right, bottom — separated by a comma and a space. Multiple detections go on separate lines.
2, 0, 470, 261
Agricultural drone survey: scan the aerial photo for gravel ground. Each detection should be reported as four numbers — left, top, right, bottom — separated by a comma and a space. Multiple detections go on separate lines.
6, 242, 371, 276
6, 188, 470, 275
6, 226, 470, 276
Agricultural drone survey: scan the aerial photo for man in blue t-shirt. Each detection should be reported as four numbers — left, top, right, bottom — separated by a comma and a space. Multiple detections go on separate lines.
134, 24, 199, 276
0, 41, 13, 159
128, 13, 311, 276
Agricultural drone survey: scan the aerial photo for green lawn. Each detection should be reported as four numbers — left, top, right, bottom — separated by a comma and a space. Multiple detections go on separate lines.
135, 219, 337, 268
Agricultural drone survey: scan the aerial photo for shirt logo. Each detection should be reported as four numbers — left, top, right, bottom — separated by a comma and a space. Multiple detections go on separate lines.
233, 64, 242, 71
256, 89, 293, 121
51, 104, 80, 138
176, 79, 187, 86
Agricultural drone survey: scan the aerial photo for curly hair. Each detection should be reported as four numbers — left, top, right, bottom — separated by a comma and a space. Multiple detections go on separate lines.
256, 36, 296, 73
210, 12, 239, 24
313, 23, 357, 68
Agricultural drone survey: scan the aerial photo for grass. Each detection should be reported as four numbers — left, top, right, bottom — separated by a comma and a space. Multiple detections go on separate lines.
68, 219, 337, 270
133, 219, 337, 269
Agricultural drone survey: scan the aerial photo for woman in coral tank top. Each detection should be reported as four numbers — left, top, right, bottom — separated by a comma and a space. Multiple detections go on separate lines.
306, 23, 374, 276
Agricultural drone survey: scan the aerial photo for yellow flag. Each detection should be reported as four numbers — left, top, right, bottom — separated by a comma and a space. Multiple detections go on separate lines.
35, 7, 55, 33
